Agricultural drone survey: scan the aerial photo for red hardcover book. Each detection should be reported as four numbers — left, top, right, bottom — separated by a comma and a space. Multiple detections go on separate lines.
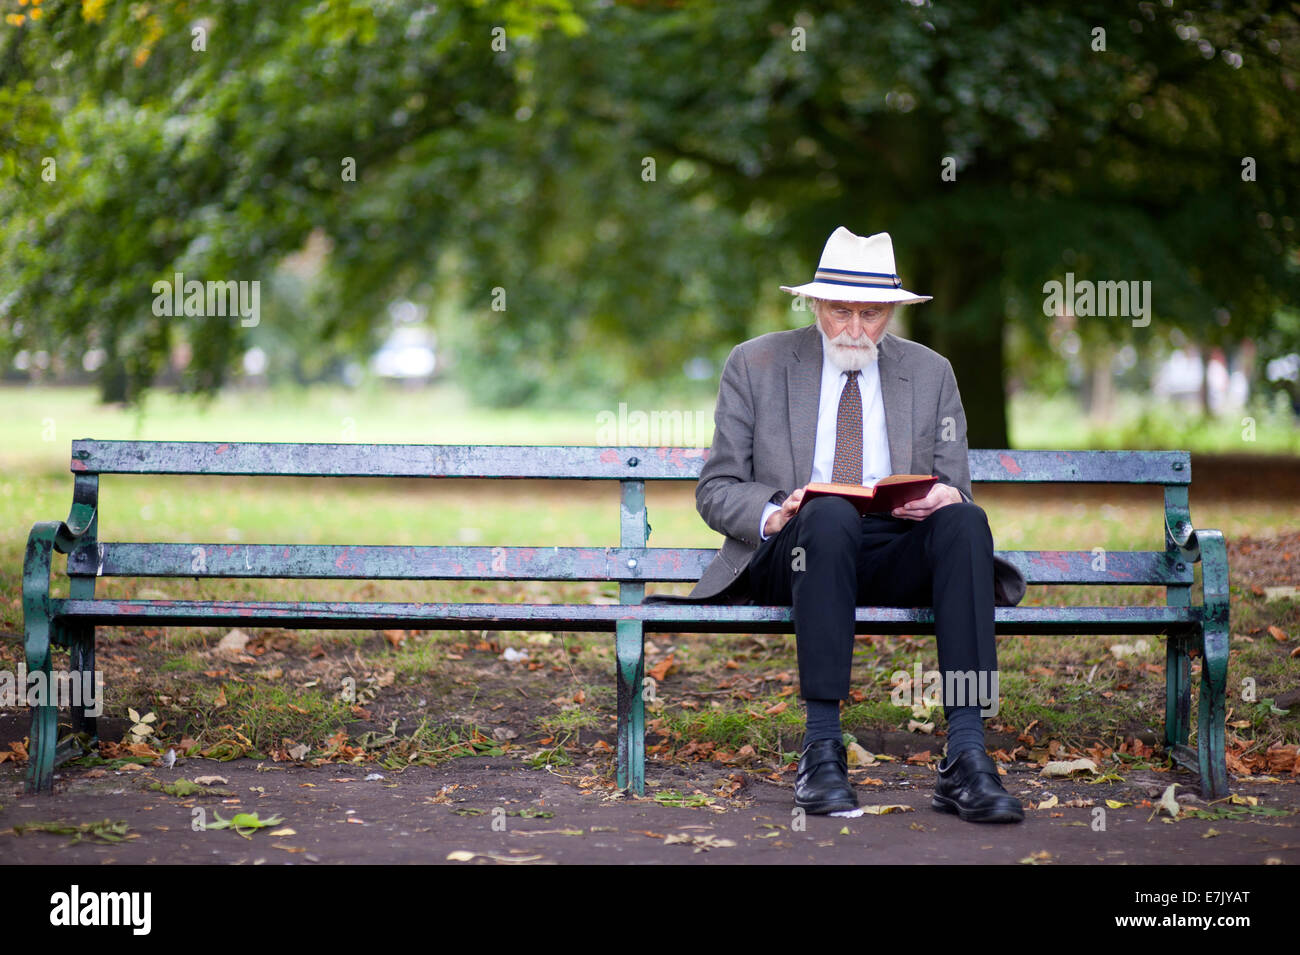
801, 474, 939, 515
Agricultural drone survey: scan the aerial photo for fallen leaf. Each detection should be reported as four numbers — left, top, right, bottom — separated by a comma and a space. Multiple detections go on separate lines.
1040, 758, 1100, 778
845, 742, 876, 767
1156, 783, 1181, 818
445, 851, 544, 864
203, 810, 285, 838
648, 654, 677, 682
663, 832, 735, 851
215, 630, 250, 657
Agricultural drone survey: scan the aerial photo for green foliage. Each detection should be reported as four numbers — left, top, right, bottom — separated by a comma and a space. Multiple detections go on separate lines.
1, 0, 1296, 430
0, 0, 588, 402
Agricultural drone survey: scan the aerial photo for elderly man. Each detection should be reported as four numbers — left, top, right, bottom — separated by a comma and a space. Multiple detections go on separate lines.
687, 227, 1026, 823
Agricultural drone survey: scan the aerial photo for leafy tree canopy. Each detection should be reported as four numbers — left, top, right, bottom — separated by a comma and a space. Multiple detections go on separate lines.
1, 0, 1296, 443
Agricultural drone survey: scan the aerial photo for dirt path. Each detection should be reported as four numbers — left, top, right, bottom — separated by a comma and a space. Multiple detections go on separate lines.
3, 753, 1296, 865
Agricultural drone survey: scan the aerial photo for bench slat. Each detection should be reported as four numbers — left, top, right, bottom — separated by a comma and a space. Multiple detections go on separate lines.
71, 441, 707, 479
970, 449, 1189, 484
67, 543, 1195, 585
70, 441, 1190, 484
52, 599, 1204, 635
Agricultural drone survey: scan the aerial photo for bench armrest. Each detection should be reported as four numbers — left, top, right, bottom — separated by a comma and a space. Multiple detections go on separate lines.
1190, 526, 1229, 611
1166, 515, 1200, 563
1163, 484, 1228, 622
23, 475, 98, 669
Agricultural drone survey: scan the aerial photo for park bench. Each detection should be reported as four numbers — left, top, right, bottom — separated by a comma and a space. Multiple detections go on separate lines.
22, 441, 1229, 799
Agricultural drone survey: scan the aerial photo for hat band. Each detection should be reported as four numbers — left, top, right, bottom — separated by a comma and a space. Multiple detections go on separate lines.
813, 268, 903, 289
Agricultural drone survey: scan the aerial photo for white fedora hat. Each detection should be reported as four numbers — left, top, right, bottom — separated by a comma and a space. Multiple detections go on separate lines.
780, 227, 932, 304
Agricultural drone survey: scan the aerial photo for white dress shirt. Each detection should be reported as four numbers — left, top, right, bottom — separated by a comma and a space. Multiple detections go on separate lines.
758, 344, 893, 541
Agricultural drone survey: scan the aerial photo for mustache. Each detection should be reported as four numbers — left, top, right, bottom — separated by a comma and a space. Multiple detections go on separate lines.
827, 333, 877, 350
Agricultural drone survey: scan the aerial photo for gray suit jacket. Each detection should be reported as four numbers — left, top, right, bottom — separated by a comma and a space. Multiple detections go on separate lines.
684, 322, 1027, 607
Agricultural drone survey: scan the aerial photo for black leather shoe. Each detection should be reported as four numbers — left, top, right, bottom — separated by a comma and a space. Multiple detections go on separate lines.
794, 738, 859, 814
932, 750, 1025, 823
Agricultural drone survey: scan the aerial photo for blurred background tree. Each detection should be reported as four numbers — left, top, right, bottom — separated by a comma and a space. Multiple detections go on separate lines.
1, 0, 1297, 445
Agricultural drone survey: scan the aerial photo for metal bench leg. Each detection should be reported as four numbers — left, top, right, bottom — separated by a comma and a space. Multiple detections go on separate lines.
1196, 631, 1230, 800
25, 515, 96, 794
24, 612, 57, 794
615, 619, 646, 795
1164, 635, 1191, 749
1196, 530, 1231, 800
68, 623, 99, 743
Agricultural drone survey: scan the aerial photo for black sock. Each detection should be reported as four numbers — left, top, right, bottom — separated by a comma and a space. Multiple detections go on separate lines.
944, 706, 986, 759
802, 698, 842, 749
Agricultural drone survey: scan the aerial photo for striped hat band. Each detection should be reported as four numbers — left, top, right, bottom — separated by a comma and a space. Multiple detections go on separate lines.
813, 268, 903, 289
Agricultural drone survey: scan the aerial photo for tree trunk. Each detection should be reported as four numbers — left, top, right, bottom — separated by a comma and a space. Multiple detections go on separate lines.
1085, 344, 1114, 422
906, 256, 1010, 449
98, 335, 128, 404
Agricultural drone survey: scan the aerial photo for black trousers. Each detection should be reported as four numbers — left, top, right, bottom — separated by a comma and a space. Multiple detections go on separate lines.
744, 495, 998, 708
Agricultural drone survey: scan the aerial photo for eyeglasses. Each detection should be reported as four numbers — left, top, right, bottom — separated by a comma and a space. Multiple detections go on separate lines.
824, 304, 892, 322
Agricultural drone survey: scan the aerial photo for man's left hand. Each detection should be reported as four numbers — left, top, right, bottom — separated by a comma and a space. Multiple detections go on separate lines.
891, 482, 963, 521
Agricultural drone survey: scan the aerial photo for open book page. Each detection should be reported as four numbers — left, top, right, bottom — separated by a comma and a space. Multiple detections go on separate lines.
802, 474, 938, 515
862, 473, 934, 490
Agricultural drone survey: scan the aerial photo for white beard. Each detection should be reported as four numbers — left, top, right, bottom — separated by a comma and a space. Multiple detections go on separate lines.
817, 324, 879, 372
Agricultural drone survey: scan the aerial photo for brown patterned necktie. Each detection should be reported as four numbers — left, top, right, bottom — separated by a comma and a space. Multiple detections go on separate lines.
831, 370, 863, 485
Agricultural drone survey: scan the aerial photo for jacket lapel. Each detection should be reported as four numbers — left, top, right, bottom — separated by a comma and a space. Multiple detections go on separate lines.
878, 332, 912, 474
787, 324, 821, 487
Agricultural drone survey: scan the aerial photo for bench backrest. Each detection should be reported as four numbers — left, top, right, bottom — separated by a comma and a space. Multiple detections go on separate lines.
62, 440, 1197, 606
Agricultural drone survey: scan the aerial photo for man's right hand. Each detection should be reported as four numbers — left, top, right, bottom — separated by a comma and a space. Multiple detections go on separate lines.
763, 486, 806, 537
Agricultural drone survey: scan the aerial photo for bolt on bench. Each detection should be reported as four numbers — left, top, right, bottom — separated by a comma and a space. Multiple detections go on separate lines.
23, 441, 1229, 798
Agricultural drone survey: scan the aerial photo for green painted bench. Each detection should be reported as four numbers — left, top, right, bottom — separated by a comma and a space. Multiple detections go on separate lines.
22, 440, 1229, 798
